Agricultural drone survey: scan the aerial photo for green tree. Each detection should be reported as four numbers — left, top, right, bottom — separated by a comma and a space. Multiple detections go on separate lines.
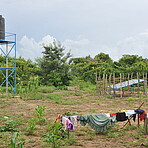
115, 55, 144, 73
94, 52, 113, 64
38, 40, 72, 86
16, 56, 39, 85
70, 53, 115, 83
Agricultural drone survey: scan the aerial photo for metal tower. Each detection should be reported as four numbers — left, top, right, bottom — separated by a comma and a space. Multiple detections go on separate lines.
0, 16, 16, 96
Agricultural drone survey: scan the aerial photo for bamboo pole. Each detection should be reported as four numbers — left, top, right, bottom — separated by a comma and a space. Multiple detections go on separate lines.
120, 73, 122, 98
145, 73, 147, 96
103, 74, 105, 95
122, 73, 125, 95
96, 71, 99, 94
105, 74, 108, 95
109, 74, 112, 95
128, 73, 130, 94
137, 72, 140, 97
113, 73, 116, 98
131, 73, 133, 94
143, 73, 146, 95
144, 113, 148, 134
138, 102, 144, 128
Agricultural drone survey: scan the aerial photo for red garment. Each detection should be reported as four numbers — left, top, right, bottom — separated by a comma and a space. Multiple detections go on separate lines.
139, 112, 146, 121
110, 113, 116, 117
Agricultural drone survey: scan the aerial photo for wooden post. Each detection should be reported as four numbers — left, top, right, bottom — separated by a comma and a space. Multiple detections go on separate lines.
137, 72, 140, 97
109, 74, 112, 95
144, 113, 148, 134
138, 114, 140, 128
143, 73, 146, 95
128, 73, 130, 95
145, 73, 147, 96
113, 73, 116, 98
96, 71, 99, 94
123, 73, 125, 95
103, 74, 105, 95
137, 102, 144, 128
131, 73, 133, 94
105, 74, 108, 95
120, 73, 122, 98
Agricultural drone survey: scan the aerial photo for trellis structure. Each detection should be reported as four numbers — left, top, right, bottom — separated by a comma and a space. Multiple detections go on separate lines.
0, 31, 16, 96
96, 72, 147, 97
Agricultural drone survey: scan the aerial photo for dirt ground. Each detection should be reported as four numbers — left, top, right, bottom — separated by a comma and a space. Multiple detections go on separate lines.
0, 87, 148, 148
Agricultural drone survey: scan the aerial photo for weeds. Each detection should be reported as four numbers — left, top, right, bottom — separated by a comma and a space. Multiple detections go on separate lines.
38, 86, 56, 93
43, 121, 76, 147
127, 97, 135, 101
63, 111, 77, 116
0, 100, 6, 108
56, 85, 68, 90
10, 132, 24, 148
107, 128, 124, 138
74, 91, 83, 96
0, 119, 18, 132
34, 105, 46, 125
43, 122, 64, 148
84, 127, 96, 140
25, 118, 37, 135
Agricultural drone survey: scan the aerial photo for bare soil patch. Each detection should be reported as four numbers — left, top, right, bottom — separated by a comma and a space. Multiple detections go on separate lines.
0, 88, 148, 148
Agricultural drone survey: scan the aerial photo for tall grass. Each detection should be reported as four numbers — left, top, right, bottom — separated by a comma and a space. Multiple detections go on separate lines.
17, 76, 39, 95
71, 80, 96, 93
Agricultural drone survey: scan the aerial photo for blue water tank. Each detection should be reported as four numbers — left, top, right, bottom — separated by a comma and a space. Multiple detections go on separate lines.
0, 15, 5, 40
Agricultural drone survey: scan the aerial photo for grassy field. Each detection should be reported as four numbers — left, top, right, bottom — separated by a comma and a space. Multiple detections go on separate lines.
0, 86, 148, 148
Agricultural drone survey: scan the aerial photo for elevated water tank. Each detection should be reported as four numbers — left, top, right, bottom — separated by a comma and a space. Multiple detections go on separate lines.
0, 15, 5, 40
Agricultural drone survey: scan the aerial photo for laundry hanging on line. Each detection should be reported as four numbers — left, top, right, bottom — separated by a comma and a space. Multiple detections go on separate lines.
57, 108, 147, 132
77, 114, 116, 132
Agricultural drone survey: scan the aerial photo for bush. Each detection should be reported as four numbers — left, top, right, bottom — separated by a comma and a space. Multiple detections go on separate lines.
127, 97, 135, 101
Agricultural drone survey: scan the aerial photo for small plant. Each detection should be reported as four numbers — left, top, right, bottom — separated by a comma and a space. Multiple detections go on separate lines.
107, 128, 124, 138
46, 94, 62, 101
127, 97, 135, 101
34, 105, 46, 125
25, 118, 37, 135
63, 111, 77, 116
74, 91, 83, 96
83, 127, 96, 140
0, 119, 18, 132
43, 122, 65, 148
64, 132, 76, 146
10, 132, 24, 148
56, 85, 68, 90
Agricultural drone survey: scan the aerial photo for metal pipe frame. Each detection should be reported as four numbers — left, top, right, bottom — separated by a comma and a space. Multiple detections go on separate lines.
0, 31, 16, 96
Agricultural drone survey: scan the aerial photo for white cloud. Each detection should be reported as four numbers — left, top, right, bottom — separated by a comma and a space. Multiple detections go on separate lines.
18, 29, 148, 62
116, 30, 148, 59
18, 35, 55, 60
63, 38, 91, 57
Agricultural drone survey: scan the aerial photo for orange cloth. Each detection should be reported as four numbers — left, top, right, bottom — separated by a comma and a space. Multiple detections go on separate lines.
55, 114, 61, 122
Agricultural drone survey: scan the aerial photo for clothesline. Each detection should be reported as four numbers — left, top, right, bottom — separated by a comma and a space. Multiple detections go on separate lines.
56, 108, 147, 132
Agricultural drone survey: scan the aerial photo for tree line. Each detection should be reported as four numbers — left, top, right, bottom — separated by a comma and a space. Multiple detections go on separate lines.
0, 40, 148, 87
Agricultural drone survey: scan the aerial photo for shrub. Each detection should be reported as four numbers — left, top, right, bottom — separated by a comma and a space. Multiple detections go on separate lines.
127, 97, 135, 101
0, 119, 18, 132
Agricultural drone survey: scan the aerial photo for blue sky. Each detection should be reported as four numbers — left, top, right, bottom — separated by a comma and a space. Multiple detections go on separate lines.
1, 0, 148, 61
